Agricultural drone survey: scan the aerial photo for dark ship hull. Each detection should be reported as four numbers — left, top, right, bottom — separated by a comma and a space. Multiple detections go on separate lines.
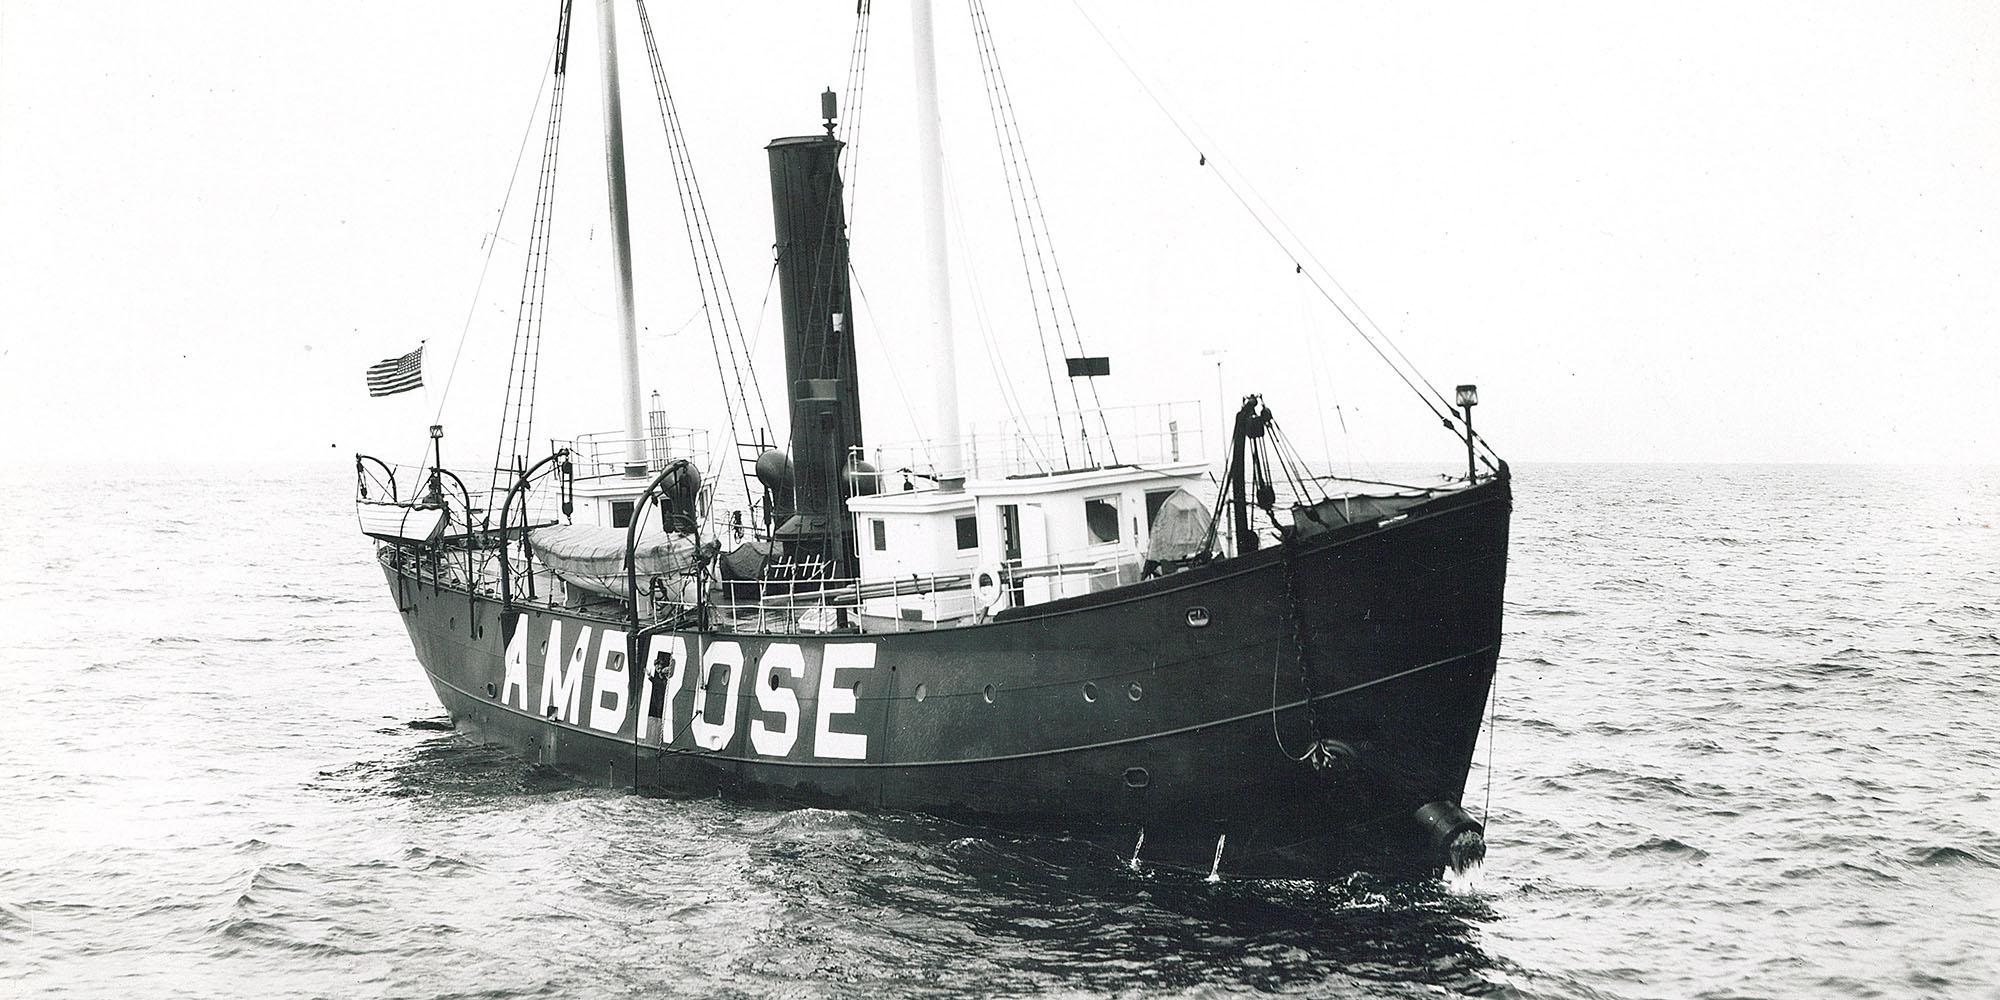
381, 474, 1510, 878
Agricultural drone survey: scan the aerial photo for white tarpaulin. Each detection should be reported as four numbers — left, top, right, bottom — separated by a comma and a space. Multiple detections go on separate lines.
527, 524, 698, 599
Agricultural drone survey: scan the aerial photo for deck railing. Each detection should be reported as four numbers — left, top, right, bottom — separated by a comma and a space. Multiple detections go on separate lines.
560, 426, 710, 480
360, 437, 1162, 636
857, 400, 1205, 491
633, 539, 1144, 634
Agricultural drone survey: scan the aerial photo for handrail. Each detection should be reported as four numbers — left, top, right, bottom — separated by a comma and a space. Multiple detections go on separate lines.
623, 458, 702, 637
427, 467, 472, 515
562, 426, 710, 479
355, 454, 398, 503
497, 449, 572, 610
747, 552, 1123, 611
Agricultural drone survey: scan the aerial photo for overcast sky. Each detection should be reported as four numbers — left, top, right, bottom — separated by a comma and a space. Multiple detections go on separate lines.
2, 2, 1993, 471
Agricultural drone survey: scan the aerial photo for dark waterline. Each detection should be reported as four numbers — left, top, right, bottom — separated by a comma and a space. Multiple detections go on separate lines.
2, 463, 1995, 998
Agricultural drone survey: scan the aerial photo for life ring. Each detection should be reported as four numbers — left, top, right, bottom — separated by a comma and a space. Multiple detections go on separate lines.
971, 564, 1006, 611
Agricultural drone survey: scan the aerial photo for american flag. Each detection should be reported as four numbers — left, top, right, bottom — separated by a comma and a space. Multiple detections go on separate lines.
365, 345, 424, 397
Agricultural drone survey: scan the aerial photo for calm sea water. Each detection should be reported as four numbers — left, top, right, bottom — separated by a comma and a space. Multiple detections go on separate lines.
2, 463, 1995, 999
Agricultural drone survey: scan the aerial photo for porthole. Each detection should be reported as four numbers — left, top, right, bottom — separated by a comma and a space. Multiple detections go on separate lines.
1082, 682, 1099, 703
914, 683, 928, 703
449, 616, 456, 631
485, 683, 496, 697
768, 672, 782, 690
1128, 682, 1143, 702
538, 638, 548, 654
982, 684, 995, 704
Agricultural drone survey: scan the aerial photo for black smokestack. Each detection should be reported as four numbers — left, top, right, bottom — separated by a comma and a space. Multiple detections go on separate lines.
766, 120, 862, 578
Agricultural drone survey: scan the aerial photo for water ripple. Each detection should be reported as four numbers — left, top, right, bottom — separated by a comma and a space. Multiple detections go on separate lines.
2, 463, 1997, 998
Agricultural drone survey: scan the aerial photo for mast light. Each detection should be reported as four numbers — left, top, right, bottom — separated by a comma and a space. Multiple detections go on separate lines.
1455, 385, 1478, 482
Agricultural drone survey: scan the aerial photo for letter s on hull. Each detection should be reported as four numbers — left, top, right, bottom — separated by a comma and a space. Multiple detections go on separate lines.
813, 643, 873, 760
751, 643, 804, 757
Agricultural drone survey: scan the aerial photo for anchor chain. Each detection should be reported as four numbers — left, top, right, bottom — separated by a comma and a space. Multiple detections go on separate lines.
1281, 542, 1343, 770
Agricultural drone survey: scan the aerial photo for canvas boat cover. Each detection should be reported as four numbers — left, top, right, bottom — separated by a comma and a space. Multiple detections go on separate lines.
1145, 488, 1213, 563
527, 524, 698, 599
1291, 493, 1431, 538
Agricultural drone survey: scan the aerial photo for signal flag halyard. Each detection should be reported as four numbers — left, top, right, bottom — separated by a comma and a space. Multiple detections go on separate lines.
365, 345, 424, 397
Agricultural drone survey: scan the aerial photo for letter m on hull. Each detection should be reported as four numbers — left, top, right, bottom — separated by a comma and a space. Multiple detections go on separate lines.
539, 621, 591, 724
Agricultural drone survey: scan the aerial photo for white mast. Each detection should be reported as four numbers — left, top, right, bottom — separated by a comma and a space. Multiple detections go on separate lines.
910, 0, 965, 488
596, 0, 649, 477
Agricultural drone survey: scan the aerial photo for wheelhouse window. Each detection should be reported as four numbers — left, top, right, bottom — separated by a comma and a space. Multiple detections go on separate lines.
611, 500, 634, 529
1085, 495, 1121, 545
955, 515, 979, 551
870, 518, 887, 551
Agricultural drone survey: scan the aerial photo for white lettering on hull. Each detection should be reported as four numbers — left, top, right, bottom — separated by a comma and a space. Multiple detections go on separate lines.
690, 641, 744, 751
501, 621, 531, 710
586, 628, 629, 734
751, 643, 803, 757
539, 621, 589, 724
635, 634, 689, 744
556, 620, 592, 724
814, 643, 874, 760
502, 614, 879, 761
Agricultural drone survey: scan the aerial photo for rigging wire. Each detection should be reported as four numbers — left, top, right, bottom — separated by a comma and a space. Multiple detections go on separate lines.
1296, 279, 1338, 475
1325, 352, 1360, 485
965, 0, 1087, 467
427, 42, 557, 460
796, 150, 853, 464
637, 0, 770, 429
847, 265, 936, 473
1064, 1, 1496, 463
792, 128, 858, 541
782, 5, 868, 512
1267, 423, 1328, 506
633, 0, 773, 514
489, 0, 575, 501
966, 1, 1116, 460
836, 1, 873, 228
698, 263, 782, 513
943, 163, 1052, 473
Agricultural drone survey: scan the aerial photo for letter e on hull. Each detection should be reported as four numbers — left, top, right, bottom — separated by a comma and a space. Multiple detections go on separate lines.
813, 643, 873, 760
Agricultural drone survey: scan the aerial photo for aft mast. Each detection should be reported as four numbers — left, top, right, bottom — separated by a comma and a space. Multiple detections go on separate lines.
595, 0, 649, 477
910, 0, 964, 488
